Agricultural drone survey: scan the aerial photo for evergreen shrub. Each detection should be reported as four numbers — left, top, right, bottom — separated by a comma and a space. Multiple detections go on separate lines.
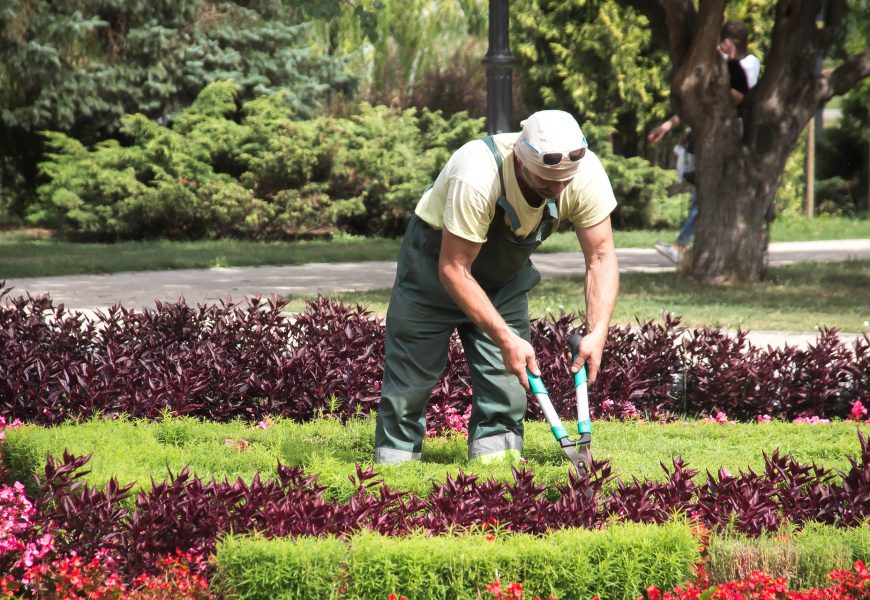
29, 84, 697, 240
30, 83, 485, 240
581, 122, 684, 230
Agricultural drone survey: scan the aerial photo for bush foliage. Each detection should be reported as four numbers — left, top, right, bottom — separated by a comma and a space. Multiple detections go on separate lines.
705, 523, 870, 589
29, 81, 691, 240
0, 0, 358, 223
581, 121, 686, 230
30, 82, 484, 240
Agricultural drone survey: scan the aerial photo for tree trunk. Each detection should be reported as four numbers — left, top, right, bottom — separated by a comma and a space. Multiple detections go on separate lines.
686, 1, 820, 283
690, 136, 774, 283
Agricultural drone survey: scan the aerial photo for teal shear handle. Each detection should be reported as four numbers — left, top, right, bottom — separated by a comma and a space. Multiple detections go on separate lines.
527, 371, 569, 441
527, 342, 594, 481
568, 334, 592, 437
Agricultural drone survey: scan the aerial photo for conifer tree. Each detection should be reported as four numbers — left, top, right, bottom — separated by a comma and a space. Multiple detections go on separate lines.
0, 0, 356, 220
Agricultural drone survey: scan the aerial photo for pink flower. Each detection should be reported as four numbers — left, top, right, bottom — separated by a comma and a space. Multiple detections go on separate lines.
703, 411, 734, 425
792, 416, 830, 425
850, 400, 868, 421
756, 414, 772, 423
18, 533, 53, 568
623, 402, 640, 418
224, 438, 250, 451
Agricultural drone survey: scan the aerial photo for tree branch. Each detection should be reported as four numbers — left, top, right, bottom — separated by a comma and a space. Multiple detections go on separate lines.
682, 0, 727, 78
823, 49, 870, 99
664, 0, 696, 64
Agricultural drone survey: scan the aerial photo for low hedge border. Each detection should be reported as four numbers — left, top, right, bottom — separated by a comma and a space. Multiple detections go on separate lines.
213, 522, 699, 600
706, 522, 870, 589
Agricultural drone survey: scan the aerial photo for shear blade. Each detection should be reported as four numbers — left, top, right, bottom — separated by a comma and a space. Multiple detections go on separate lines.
560, 440, 592, 479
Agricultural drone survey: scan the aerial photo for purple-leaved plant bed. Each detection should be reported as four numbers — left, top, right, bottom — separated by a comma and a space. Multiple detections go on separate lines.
2, 286, 868, 429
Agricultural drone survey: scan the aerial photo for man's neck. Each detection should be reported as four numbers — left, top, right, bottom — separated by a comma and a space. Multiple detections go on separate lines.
513, 154, 545, 207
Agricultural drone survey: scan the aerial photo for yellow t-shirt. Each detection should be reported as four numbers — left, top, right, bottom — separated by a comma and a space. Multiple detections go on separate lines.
415, 133, 617, 243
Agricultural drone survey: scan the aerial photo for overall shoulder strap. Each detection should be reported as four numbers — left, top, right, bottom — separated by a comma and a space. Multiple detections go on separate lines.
482, 136, 522, 228
482, 136, 507, 199
482, 135, 502, 170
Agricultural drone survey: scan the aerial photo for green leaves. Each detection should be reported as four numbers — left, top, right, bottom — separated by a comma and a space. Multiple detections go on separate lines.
513, 0, 672, 142
30, 83, 486, 240
0, 0, 359, 222
1, 1, 355, 134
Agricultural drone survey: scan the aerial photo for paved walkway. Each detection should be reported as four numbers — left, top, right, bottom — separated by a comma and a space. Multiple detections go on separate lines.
4, 238, 869, 347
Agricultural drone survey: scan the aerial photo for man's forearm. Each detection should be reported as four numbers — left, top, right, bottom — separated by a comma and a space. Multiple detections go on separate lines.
584, 248, 619, 338
439, 263, 513, 346
439, 262, 539, 387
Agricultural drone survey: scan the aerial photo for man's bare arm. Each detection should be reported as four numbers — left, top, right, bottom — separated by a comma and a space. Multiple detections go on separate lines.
438, 228, 539, 389
574, 215, 619, 383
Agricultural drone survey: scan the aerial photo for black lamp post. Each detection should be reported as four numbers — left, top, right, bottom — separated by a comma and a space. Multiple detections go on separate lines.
482, 0, 516, 134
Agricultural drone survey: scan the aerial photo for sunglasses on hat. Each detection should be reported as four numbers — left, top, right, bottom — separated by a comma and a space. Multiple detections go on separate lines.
521, 138, 587, 165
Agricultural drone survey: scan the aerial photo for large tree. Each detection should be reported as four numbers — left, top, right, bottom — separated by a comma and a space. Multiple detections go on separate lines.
620, 0, 870, 283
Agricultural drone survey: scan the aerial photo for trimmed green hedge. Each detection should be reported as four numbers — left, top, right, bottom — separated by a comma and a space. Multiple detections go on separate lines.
4, 415, 867, 500
707, 523, 870, 589
213, 522, 699, 600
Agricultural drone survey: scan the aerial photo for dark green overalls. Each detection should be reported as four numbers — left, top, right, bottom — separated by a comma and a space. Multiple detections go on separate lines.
374, 137, 560, 463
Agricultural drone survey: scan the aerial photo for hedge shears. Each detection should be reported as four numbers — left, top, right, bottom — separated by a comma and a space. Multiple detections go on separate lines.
527, 334, 592, 480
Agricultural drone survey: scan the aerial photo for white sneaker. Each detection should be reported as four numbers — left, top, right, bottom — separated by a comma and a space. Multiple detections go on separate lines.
654, 241, 683, 264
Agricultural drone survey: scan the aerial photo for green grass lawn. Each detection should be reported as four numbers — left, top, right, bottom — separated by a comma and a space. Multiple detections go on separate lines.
4, 416, 867, 501
281, 259, 870, 332
0, 233, 404, 279
2, 214, 867, 278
